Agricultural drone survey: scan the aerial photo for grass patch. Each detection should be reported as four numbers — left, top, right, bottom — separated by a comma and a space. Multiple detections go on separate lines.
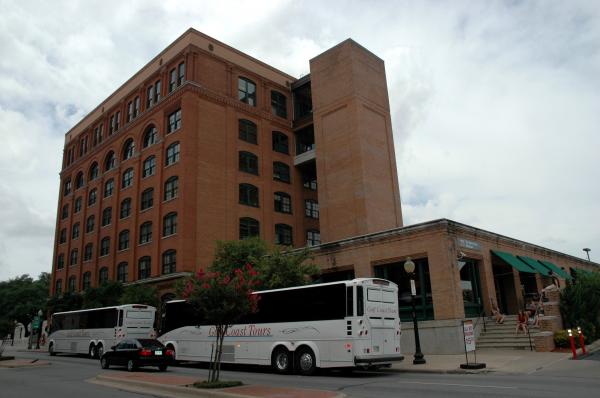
193, 380, 243, 389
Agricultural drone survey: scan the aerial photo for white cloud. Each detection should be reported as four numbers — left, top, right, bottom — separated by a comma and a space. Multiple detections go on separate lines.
0, 0, 599, 280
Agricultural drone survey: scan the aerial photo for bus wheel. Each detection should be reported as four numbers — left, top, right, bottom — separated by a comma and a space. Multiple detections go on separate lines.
96, 344, 104, 358
100, 357, 109, 369
89, 344, 96, 358
271, 348, 291, 374
127, 359, 137, 372
296, 347, 316, 376
49, 343, 56, 356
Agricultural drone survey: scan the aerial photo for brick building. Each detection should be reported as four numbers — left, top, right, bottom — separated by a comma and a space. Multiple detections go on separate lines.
51, 29, 597, 353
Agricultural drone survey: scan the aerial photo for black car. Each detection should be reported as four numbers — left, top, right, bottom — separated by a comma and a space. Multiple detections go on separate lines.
100, 338, 174, 371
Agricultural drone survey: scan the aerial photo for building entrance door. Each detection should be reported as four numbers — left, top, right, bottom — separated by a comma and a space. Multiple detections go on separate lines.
460, 259, 483, 318
492, 262, 518, 314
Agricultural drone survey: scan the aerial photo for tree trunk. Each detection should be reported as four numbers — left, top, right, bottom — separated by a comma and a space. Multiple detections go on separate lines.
216, 325, 228, 381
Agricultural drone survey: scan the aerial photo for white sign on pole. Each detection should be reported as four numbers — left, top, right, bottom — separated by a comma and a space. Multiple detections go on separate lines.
463, 320, 476, 352
410, 279, 416, 296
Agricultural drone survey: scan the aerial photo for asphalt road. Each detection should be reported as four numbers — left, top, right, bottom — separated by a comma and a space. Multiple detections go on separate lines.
2, 348, 599, 398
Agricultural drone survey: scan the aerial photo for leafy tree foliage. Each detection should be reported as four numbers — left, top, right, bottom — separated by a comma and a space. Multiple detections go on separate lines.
560, 272, 600, 342
0, 273, 49, 337
120, 284, 159, 308
81, 281, 123, 309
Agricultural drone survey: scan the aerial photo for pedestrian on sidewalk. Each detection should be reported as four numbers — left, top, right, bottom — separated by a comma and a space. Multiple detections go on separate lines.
516, 310, 528, 334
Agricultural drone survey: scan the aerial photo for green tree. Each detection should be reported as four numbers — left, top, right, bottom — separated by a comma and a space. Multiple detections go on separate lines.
47, 291, 83, 314
120, 284, 159, 308
211, 238, 269, 274
82, 281, 123, 309
0, 273, 49, 337
183, 265, 260, 383
560, 272, 600, 341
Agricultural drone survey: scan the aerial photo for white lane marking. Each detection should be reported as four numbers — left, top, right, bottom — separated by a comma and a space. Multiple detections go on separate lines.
397, 381, 517, 389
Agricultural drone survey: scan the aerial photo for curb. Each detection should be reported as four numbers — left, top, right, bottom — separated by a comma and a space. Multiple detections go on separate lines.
384, 367, 491, 375
89, 374, 346, 398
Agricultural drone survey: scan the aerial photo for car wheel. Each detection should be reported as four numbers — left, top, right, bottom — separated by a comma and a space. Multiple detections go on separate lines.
271, 347, 291, 374
127, 359, 137, 372
100, 357, 109, 369
158, 364, 167, 371
96, 344, 103, 358
89, 344, 96, 359
49, 343, 56, 356
296, 347, 316, 376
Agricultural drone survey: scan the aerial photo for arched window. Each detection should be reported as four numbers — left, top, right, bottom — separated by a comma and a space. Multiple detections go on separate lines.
122, 168, 133, 188
139, 222, 152, 244
71, 222, 80, 240
89, 162, 99, 180
272, 131, 289, 154
164, 176, 179, 201
104, 178, 114, 198
99, 267, 109, 284
102, 207, 112, 226
86, 215, 95, 233
239, 217, 259, 240
117, 262, 128, 283
70, 249, 78, 266
239, 151, 258, 175
141, 188, 153, 210
75, 171, 85, 189
142, 155, 156, 177
239, 119, 257, 144
274, 192, 292, 214
61, 204, 69, 219
273, 162, 290, 183
138, 257, 151, 279
162, 250, 176, 274
307, 229, 321, 247
122, 138, 135, 160
104, 151, 116, 171
163, 212, 177, 236
143, 125, 158, 148
82, 272, 91, 290
271, 91, 287, 118
88, 188, 97, 206
239, 183, 259, 207
118, 230, 130, 251
68, 276, 76, 292
275, 224, 293, 246
56, 253, 64, 270
55, 279, 62, 296
100, 237, 110, 257
120, 198, 132, 219
238, 77, 256, 106
84, 243, 93, 261
165, 142, 180, 166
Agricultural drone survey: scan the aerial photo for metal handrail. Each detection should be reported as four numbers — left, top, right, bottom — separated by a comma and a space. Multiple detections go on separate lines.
472, 308, 487, 333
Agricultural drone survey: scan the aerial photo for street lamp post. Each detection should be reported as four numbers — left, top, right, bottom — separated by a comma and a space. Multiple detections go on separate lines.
404, 257, 426, 365
583, 248, 591, 261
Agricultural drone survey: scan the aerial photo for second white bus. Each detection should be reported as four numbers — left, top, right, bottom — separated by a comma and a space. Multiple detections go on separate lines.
159, 278, 403, 375
48, 304, 156, 358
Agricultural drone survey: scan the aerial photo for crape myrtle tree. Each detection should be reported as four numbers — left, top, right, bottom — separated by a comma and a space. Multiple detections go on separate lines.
182, 264, 260, 383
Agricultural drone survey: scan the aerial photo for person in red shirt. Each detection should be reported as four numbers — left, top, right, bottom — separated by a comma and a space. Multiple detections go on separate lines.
516, 310, 528, 334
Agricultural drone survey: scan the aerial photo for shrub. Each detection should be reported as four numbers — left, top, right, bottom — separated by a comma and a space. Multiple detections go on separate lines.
560, 272, 600, 341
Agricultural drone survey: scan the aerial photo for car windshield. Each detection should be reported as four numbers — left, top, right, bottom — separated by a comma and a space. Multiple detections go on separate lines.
137, 339, 164, 349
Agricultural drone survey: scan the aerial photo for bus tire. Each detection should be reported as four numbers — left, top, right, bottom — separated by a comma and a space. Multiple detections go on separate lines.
100, 357, 109, 369
127, 359, 137, 372
96, 344, 104, 358
89, 344, 96, 358
271, 347, 291, 374
296, 347, 316, 376
49, 343, 56, 356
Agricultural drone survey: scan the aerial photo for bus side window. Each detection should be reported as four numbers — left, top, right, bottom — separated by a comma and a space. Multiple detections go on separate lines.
346, 286, 354, 317
118, 310, 124, 327
356, 286, 364, 317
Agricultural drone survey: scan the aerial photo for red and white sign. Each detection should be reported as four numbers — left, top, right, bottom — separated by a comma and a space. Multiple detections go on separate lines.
463, 320, 476, 352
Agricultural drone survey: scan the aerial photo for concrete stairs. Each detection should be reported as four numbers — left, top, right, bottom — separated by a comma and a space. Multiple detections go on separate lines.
477, 315, 536, 350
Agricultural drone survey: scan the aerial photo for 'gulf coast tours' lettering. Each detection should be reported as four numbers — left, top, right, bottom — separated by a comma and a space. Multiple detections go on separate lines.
366, 306, 398, 315
209, 324, 272, 337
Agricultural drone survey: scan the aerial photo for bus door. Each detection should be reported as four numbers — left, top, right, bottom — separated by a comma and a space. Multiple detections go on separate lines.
116, 309, 124, 340
365, 286, 397, 356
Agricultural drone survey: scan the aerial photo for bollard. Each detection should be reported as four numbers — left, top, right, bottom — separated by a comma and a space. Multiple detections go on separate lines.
577, 327, 586, 355
568, 329, 577, 359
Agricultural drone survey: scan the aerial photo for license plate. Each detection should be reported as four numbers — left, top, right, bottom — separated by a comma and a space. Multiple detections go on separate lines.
155, 350, 162, 355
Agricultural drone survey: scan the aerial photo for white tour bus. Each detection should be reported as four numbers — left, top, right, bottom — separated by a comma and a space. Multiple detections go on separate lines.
48, 304, 157, 358
159, 278, 403, 375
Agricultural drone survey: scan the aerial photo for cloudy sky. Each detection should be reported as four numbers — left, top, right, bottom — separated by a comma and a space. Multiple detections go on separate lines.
0, 0, 598, 281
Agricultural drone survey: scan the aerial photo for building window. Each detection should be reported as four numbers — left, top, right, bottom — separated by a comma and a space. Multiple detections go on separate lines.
117, 262, 128, 283
274, 192, 292, 214
93, 125, 103, 146
75, 172, 84, 189
303, 174, 317, 191
99, 267, 109, 284
100, 237, 110, 257
273, 162, 290, 183
104, 151, 116, 171
74, 197, 82, 213
109, 114, 115, 135
71, 222, 80, 240
63, 179, 72, 196
178, 62, 185, 85
141, 188, 153, 210
154, 80, 161, 103
239, 151, 258, 175
272, 132, 289, 154
239, 183, 259, 207
146, 85, 154, 109
82, 272, 91, 290
165, 142, 180, 166
79, 136, 87, 156
139, 222, 152, 244
102, 207, 112, 227
68, 276, 76, 293
127, 101, 133, 122
122, 168, 134, 188
163, 212, 177, 236
61, 204, 69, 219
88, 188, 97, 206
239, 217, 259, 240
120, 198, 132, 219
86, 215, 95, 233
307, 230, 321, 246
59, 228, 67, 244
55, 279, 62, 296
89, 162, 99, 181
164, 176, 179, 201
118, 230, 130, 251
143, 126, 158, 148
70, 249, 78, 266
142, 156, 156, 178
275, 224, 293, 246
138, 257, 151, 279
305, 199, 319, 219
239, 119, 257, 144
123, 139, 135, 160
84, 243, 93, 262
271, 91, 287, 118
167, 109, 181, 133
238, 77, 256, 106
134, 96, 140, 118
169, 68, 177, 92
56, 253, 64, 270
162, 250, 176, 274
104, 178, 114, 198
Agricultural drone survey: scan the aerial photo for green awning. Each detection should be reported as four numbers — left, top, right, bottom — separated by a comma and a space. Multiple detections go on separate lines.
491, 250, 537, 273
538, 260, 572, 280
518, 256, 552, 276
